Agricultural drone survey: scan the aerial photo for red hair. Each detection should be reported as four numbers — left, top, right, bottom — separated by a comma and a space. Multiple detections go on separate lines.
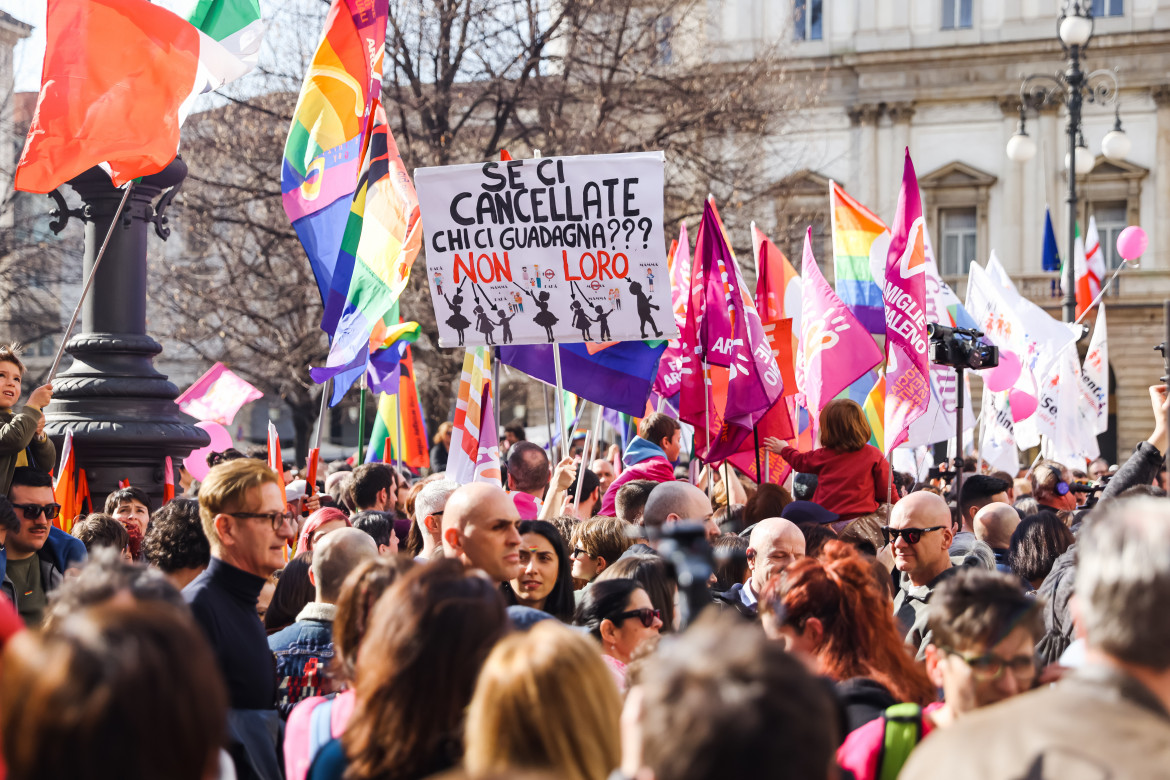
763, 540, 934, 706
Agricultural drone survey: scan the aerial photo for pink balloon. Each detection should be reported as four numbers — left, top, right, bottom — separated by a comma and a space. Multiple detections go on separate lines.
1116, 226, 1148, 261
984, 350, 1021, 392
1008, 390, 1039, 423
183, 421, 234, 482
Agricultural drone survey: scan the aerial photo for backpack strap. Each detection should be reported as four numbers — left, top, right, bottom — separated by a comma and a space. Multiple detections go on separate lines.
877, 702, 923, 780
308, 697, 336, 762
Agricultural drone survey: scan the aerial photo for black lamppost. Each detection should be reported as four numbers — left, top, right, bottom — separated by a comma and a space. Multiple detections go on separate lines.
1005, 0, 1130, 324
41, 160, 209, 506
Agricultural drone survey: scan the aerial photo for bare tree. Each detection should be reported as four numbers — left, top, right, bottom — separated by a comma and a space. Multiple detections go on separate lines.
157, 0, 818, 448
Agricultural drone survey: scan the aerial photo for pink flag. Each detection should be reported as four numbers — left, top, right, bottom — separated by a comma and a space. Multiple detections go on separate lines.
797, 228, 883, 421
881, 150, 931, 453
474, 384, 502, 483
176, 362, 263, 425
680, 201, 785, 461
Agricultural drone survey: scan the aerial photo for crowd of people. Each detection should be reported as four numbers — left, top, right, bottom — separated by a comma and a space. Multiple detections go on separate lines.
3, 340, 1170, 780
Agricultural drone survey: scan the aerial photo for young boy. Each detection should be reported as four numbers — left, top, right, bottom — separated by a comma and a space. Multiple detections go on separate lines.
0, 344, 54, 496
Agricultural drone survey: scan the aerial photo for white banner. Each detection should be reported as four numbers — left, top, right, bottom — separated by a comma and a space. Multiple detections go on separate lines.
1081, 304, 1109, 435
416, 152, 676, 348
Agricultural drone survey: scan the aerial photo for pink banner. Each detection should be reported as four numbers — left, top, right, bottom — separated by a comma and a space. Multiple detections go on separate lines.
797, 228, 883, 421
881, 150, 931, 453
176, 362, 263, 425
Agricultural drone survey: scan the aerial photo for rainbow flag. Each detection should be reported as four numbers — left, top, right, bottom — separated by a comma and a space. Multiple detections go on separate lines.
365, 347, 430, 470
830, 181, 889, 338
313, 101, 422, 391
448, 347, 498, 484
282, 0, 387, 322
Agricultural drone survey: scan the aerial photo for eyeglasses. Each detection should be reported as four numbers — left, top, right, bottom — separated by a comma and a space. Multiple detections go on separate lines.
571, 547, 596, 559
881, 525, 947, 545
943, 647, 1037, 682
227, 510, 295, 531
12, 502, 61, 521
611, 607, 661, 628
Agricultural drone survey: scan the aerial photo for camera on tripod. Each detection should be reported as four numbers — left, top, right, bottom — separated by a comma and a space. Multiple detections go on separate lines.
927, 324, 1000, 371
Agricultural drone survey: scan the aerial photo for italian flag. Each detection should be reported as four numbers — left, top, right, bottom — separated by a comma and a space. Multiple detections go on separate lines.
15, 0, 263, 194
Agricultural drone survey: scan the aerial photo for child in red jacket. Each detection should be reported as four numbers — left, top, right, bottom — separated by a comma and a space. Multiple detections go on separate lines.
765, 399, 896, 521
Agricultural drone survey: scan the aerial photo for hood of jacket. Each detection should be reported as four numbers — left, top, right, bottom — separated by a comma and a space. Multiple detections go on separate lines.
623, 436, 670, 468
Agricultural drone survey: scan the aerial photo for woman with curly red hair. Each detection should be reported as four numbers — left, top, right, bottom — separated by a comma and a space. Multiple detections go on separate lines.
760, 540, 934, 733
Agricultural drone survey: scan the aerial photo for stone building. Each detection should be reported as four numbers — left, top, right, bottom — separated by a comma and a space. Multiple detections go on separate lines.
711, 0, 1170, 464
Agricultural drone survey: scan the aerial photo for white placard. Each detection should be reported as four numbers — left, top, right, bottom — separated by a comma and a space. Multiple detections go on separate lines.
416, 152, 676, 348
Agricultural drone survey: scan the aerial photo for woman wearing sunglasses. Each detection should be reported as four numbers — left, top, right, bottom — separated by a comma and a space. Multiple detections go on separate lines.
574, 578, 663, 692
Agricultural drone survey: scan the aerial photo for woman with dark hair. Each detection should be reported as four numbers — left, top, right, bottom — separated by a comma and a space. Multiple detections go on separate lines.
284, 557, 414, 780
765, 398, 895, 520
263, 553, 314, 635
1, 601, 227, 780
1009, 511, 1076, 591
308, 559, 509, 780
502, 520, 575, 622
595, 553, 676, 632
743, 483, 793, 528
760, 540, 935, 733
573, 577, 663, 693
711, 535, 749, 592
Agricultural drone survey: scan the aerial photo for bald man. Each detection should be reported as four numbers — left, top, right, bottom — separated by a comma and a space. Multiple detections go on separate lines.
441, 483, 523, 583
973, 503, 1021, 574
642, 481, 716, 541
715, 517, 805, 618
888, 491, 957, 659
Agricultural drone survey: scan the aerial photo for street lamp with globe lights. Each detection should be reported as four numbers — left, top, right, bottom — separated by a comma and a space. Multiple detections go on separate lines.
1004, 0, 1129, 323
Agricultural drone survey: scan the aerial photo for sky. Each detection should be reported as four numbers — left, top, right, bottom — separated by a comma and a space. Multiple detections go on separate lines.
2, 0, 46, 93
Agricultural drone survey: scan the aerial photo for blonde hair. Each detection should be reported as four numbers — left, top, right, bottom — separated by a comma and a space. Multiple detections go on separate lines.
0, 342, 25, 375
197, 458, 280, 550
433, 420, 454, 445
464, 621, 621, 780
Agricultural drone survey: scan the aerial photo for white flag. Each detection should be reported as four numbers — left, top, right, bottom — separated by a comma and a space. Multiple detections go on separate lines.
1041, 345, 1097, 468
1081, 305, 1109, 435
980, 385, 1020, 475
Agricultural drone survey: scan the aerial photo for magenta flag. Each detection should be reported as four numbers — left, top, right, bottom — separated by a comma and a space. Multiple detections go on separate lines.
176, 362, 264, 426
881, 150, 931, 453
796, 228, 883, 422
680, 201, 784, 461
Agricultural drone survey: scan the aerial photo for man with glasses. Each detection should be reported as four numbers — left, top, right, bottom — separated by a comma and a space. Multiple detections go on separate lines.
1, 467, 68, 626
185, 458, 295, 712
839, 568, 1041, 779
903, 496, 1170, 778
887, 491, 956, 658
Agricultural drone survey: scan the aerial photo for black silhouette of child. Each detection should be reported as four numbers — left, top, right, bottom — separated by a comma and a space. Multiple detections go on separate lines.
497, 310, 515, 344
473, 304, 495, 345
591, 305, 615, 341
571, 300, 594, 341
517, 285, 558, 342
626, 279, 662, 339
443, 289, 471, 346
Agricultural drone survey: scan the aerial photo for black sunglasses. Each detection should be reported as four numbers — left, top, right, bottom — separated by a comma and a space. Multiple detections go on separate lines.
572, 547, 596, 558
880, 525, 946, 545
227, 510, 295, 531
611, 607, 661, 628
13, 502, 61, 521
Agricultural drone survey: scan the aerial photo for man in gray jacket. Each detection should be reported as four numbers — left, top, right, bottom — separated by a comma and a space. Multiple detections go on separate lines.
902, 495, 1170, 779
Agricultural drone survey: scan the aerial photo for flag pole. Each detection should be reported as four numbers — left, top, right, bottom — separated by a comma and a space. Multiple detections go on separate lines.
47, 181, 134, 383
396, 391, 404, 476
357, 374, 367, 462
702, 359, 714, 501
492, 346, 501, 454
573, 425, 592, 514
311, 379, 331, 451
552, 346, 570, 462
753, 428, 762, 484
1074, 259, 1132, 326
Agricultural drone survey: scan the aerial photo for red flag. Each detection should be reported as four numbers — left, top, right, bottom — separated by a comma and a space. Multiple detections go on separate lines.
305, 448, 320, 496
53, 430, 78, 533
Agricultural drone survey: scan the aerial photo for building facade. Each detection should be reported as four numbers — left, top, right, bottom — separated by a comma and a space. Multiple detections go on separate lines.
711, 0, 1170, 463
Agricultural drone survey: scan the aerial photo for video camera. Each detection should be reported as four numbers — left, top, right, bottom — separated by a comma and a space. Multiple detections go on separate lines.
928, 324, 999, 371
647, 521, 745, 630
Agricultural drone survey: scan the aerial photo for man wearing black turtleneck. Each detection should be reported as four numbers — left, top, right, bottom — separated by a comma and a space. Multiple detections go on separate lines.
185, 457, 294, 778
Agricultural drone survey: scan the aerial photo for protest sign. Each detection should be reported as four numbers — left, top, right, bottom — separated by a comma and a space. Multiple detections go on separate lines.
416, 152, 675, 348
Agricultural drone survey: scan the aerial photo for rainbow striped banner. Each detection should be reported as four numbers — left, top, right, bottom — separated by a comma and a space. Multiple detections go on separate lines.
830, 181, 889, 338
281, 0, 387, 323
